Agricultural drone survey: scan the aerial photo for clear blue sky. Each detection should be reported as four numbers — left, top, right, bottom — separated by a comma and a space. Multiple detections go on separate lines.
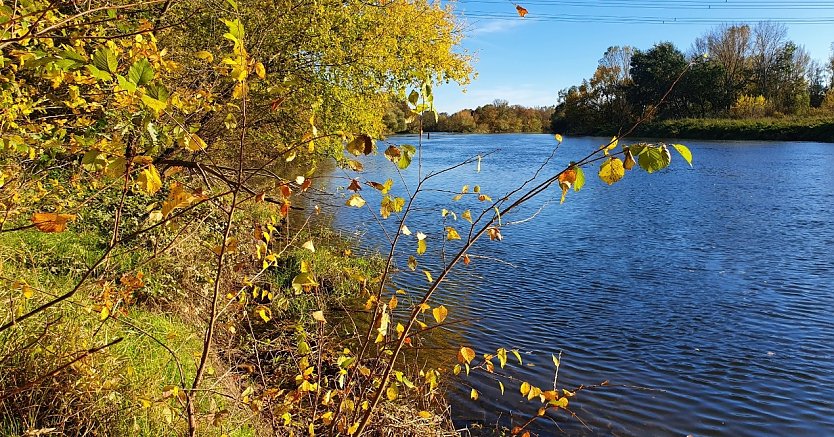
434, 0, 834, 113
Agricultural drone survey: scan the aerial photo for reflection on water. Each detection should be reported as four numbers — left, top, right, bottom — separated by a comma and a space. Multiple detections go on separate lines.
324, 134, 834, 436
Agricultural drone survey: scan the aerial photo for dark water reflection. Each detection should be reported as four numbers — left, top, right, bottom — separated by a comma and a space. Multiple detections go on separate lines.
325, 133, 834, 436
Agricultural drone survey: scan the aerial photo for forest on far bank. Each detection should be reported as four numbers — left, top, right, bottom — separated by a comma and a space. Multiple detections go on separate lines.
383, 22, 834, 137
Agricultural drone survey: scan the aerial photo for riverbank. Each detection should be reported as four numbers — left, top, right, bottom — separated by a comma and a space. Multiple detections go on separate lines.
630, 116, 834, 143
0, 192, 454, 435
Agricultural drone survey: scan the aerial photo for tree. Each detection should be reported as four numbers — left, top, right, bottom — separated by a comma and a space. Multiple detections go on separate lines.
693, 24, 752, 106
628, 42, 689, 118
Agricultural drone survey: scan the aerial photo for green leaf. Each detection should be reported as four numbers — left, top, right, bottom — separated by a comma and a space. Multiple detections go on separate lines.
573, 166, 585, 192
598, 157, 625, 185
637, 147, 671, 174
116, 74, 136, 92
141, 95, 167, 114
672, 144, 693, 167
85, 65, 112, 82
146, 83, 170, 101
408, 90, 419, 106
398, 144, 416, 169
128, 58, 154, 86
292, 272, 318, 293
81, 149, 107, 172
92, 47, 118, 73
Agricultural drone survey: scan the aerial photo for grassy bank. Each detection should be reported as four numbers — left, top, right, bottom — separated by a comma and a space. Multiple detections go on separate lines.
634, 116, 834, 142
0, 197, 451, 435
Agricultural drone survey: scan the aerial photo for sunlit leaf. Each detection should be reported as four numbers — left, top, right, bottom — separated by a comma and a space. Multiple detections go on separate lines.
598, 157, 625, 185
637, 146, 671, 174
346, 194, 366, 208
445, 227, 461, 240
302, 240, 315, 252
424, 270, 433, 283
432, 305, 448, 324
401, 225, 412, 236
499, 381, 505, 395
256, 305, 272, 322
386, 385, 398, 401
520, 381, 531, 396
418, 411, 432, 419
573, 166, 585, 192
554, 133, 563, 143
458, 347, 476, 364
312, 310, 326, 323
470, 388, 479, 400
136, 165, 162, 195
511, 349, 523, 365
497, 348, 507, 368
672, 144, 693, 167
31, 212, 76, 233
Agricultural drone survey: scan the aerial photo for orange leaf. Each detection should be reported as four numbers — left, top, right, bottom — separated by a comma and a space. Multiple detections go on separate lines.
558, 169, 576, 185
516, 4, 528, 17
31, 213, 76, 233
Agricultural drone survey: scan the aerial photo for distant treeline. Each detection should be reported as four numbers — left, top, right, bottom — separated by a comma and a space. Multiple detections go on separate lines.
551, 22, 834, 136
383, 99, 553, 134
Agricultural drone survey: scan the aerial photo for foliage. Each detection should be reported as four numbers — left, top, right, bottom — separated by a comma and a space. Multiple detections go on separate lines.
384, 100, 554, 134
0, 1, 704, 436
552, 25, 833, 135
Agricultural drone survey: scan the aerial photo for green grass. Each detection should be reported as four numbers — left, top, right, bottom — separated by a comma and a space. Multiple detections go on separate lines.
637, 116, 834, 142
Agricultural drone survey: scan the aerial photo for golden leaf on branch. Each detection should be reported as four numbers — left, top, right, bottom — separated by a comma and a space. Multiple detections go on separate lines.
31, 213, 76, 233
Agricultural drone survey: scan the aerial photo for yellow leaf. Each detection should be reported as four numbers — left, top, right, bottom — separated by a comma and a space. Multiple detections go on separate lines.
602, 136, 619, 155
301, 240, 315, 252
470, 388, 479, 400
100, 306, 110, 321
598, 157, 625, 185
497, 348, 507, 368
432, 305, 448, 324
418, 411, 432, 419
22, 285, 34, 299
386, 384, 398, 401
346, 194, 366, 208
256, 306, 271, 322
520, 381, 531, 396
183, 133, 207, 151
511, 349, 523, 365
458, 347, 476, 364
554, 133, 563, 143
312, 310, 326, 323
552, 354, 560, 367
31, 212, 76, 233
137, 165, 162, 195
462, 210, 472, 223
424, 270, 433, 283
417, 239, 426, 255
195, 51, 214, 62
254, 62, 266, 79
445, 227, 461, 241
401, 225, 412, 236
499, 381, 505, 395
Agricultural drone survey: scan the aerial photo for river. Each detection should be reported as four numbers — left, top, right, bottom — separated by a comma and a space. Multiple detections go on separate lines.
326, 133, 834, 436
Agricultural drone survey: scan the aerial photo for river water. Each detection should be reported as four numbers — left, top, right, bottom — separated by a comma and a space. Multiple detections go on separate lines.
326, 133, 834, 436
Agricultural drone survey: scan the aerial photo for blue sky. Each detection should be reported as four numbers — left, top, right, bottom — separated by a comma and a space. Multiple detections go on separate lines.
434, 0, 834, 112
